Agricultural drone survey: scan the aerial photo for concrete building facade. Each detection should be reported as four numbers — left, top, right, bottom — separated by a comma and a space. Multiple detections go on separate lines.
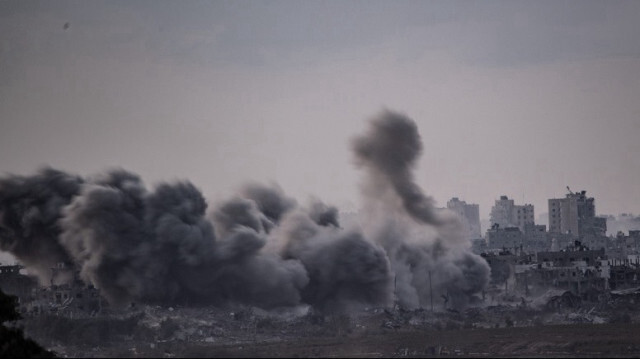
486, 225, 524, 251
447, 197, 482, 241
548, 190, 606, 237
489, 195, 534, 231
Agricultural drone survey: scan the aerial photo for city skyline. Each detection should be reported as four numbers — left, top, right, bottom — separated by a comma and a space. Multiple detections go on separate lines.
2, 1, 640, 224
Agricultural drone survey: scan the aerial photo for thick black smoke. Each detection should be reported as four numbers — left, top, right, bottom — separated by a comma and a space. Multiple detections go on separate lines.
241, 183, 295, 233
279, 212, 392, 312
0, 168, 82, 285
60, 173, 307, 308
59, 170, 148, 304
0, 110, 488, 312
353, 110, 440, 225
307, 199, 340, 228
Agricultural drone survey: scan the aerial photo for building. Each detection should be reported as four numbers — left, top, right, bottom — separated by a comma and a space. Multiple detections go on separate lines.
446, 197, 482, 241
608, 230, 640, 260
514, 243, 609, 296
489, 195, 534, 231
486, 224, 523, 251
523, 224, 549, 253
0, 264, 37, 302
608, 258, 640, 291
548, 189, 606, 237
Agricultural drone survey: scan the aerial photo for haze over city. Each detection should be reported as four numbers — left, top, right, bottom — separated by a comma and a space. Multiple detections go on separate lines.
2, 0, 640, 226
3, 2, 640, 357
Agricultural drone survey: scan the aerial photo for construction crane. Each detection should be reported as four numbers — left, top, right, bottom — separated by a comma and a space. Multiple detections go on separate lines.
566, 186, 574, 195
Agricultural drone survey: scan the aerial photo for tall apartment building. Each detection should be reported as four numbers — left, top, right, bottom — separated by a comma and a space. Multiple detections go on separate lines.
489, 195, 535, 231
447, 197, 482, 240
548, 190, 606, 237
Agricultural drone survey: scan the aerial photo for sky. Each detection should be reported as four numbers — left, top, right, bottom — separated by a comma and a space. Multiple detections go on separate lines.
1, 0, 640, 232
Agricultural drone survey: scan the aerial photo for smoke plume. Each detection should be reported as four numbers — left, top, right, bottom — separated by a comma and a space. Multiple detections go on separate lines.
0, 110, 489, 312
0, 168, 82, 285
352, 111, 490, 309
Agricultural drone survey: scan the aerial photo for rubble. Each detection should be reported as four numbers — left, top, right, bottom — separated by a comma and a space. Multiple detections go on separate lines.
0, 285, 638, 358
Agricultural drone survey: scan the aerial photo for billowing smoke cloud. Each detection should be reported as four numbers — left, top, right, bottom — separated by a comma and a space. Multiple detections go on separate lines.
307, 199, 340, 228
353, 111, 490, 309
241, 183, 295, 233
0, 168, 82, 285
279, 212, 392, 312
60, 172, 308, 308
59, 170, 148, 304
0, 110, 488, 312
353, 110, 440, 225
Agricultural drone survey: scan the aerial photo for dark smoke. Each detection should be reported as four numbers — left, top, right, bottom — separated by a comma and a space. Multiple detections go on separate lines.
60, 173, 308, 308
279, 212, 392, 312
59, 170, 148, 305
353, 111, 490, 309
0, 110, 489, 312
307, 199, 340, 228
241, 183, 295, 232
353, 110, 440, 225
0, 168, 82, 285
212, 197, 264, 238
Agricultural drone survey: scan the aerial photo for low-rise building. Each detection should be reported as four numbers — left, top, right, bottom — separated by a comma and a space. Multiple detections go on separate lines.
486, 224, 523, 251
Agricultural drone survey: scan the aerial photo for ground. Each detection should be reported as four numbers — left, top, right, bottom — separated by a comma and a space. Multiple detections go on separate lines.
19, 303, 640, 358
197, 323, 640, 358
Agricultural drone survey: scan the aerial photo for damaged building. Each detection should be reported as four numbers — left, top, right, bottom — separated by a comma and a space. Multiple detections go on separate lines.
0, 263, 37, 308
0, 262, 103, 317
515, 242, 608, 298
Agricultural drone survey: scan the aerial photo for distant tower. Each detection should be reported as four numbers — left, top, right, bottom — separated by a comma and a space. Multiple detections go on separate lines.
489, 195, 534, 231
446, 197, 481, 240
548, 190, 606, 237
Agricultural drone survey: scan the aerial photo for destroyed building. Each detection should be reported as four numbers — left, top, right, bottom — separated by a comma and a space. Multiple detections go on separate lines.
0, 264, 37, 306
0, 262, 103, 317
515, 242, 608, 297
23, 280, 104, 317
481, 250, 533, 290
608, 230, 640, 260
607, 257, 640, 291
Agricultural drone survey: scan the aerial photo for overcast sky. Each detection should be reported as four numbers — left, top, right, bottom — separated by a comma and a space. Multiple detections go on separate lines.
2, 0, 640, 226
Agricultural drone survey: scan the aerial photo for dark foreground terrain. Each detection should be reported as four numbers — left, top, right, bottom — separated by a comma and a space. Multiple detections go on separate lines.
17, 302, 640, 358
199, 323, 640, 358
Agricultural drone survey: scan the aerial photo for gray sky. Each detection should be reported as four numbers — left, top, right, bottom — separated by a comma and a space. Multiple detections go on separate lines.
1, 0, 640, 225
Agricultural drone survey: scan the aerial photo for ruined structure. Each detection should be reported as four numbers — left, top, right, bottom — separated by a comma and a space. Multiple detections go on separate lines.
515, 242, 608, 297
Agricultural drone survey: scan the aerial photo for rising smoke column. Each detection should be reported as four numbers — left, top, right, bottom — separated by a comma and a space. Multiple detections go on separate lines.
352, 110, 490, 309
0, 168, 82, 285
353, 110, 440, 225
